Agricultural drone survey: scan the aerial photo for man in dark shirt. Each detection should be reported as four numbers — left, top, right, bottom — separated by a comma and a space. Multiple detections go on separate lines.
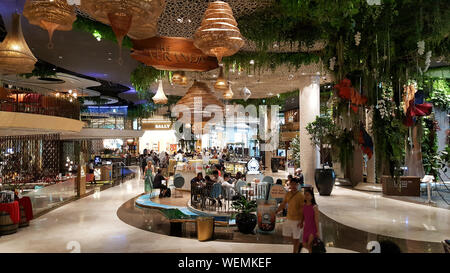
191, 172, 204, 202
153, 169, 168, 197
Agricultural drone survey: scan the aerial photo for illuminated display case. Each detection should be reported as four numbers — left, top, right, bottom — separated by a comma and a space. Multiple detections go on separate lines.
224, 161, 247, 176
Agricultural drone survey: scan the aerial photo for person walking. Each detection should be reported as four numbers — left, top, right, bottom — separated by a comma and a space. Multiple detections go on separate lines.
302, 188, 320, 253
276, 178, 305, 253
144, 161, 154, 195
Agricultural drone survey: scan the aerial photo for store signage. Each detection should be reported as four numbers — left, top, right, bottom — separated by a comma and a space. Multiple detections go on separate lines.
142, 122, 173, 130
269, 184, 287, 200
131, 36, 219, 72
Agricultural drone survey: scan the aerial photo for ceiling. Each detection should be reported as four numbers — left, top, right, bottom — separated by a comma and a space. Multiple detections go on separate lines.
0, 0, 331, 104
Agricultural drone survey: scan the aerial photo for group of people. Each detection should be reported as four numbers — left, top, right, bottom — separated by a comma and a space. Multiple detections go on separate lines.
141, 149, 170, 198
190, 170, 245, 206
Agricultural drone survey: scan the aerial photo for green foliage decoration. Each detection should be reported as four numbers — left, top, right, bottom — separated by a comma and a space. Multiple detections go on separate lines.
305, 114, 337, 166
72, 15, 133, 48
421, 116, 440, 178
231, 195, 257, 215
289, 134, 301, 168
429, 79, 450, 109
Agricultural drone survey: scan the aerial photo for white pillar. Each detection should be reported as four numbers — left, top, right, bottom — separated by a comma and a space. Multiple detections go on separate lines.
299, 75, 321, 183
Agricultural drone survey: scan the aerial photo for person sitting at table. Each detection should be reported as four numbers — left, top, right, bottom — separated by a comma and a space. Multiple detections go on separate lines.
235, 171, 243, 181
212, 170, 224, 184
191, 172, 205, 202
222, 173, 236, 199
203, 175, 222, 207
153, 169, 169, 198
276, 179, 283, 185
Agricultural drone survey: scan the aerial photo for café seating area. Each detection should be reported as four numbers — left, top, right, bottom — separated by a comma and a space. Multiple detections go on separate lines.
0, 87, 80, 120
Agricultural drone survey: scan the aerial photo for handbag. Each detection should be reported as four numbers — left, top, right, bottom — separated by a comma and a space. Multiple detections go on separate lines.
311, 237, 326, 253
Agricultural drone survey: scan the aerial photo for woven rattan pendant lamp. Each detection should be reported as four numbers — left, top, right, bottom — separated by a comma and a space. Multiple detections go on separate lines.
193, 1, 244, 63
175, 80, 224, 125
0, 13, 37, 75
23, 0, 76, 49
80, 0, 165, 64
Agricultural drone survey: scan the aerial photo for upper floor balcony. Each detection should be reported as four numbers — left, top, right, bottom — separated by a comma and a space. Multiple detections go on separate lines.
0, 86, 80, 120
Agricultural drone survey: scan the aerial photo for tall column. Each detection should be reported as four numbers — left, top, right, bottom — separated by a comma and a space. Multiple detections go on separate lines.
299, 75, 321, 183
366, 109, 376, 183
264, 106, 273, 172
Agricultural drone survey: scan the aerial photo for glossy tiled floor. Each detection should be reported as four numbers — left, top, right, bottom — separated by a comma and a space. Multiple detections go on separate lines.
316, 187, 450, 243
0, 168, 353, 253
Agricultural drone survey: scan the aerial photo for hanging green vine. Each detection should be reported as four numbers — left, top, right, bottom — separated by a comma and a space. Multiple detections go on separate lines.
72, 15, 133, 48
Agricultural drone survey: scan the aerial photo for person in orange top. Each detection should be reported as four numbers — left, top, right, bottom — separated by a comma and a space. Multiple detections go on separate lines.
276, 178, 305, 253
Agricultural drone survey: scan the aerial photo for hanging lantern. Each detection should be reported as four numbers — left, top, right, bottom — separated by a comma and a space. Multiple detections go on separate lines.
214, 66, 228, 91
80, 0, 165, 64
153, 79, 168, 104
23, 0, 76, 49
172, 71, 184, 85
223, 82, 233, 100
193, 1, 245, 63
0, 13, 37, 75
175, 80, 224, 125
242, 86, 251, 101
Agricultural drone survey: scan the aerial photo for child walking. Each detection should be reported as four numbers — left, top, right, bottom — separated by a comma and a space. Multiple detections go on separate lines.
302, 188, 320, 253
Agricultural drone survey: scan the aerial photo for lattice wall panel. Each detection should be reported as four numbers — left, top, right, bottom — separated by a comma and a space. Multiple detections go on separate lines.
0, 134, 60, 185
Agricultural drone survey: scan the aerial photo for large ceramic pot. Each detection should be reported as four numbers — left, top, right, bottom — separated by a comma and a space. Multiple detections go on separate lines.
314, 168, 336, 196
235, 213, 257, 234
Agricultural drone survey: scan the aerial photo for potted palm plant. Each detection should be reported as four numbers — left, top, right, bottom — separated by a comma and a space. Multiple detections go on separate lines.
231, 196, 257, 234
306, 115, 337, 195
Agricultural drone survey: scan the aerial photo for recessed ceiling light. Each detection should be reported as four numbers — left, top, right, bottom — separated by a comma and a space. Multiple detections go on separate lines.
108, 58, 112, 61
58, 56, 63, 59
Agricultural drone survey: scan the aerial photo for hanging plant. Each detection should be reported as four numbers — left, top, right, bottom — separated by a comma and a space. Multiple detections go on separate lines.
289, 134, 301, 168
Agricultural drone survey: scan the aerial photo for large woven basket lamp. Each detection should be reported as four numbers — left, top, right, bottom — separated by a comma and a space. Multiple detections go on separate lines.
23, 0, 76, 49
193, 1, 245, 63
175, 80, 224, 134
0, 13, 37, 75
80, 0, 165, 64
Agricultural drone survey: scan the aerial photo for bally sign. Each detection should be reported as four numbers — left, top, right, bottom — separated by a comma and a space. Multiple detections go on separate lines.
142, 122, 172, 130
131, 36, 219, 72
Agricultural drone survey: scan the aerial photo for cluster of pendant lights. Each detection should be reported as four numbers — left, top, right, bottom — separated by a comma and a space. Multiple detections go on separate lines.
163, 1, 246, 105
80, 0, 165, 65
0, 0, 247, 105
194, 1, 245, 100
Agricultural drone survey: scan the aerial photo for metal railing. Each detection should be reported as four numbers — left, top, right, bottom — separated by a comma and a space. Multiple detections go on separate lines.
190, 182, 271, 213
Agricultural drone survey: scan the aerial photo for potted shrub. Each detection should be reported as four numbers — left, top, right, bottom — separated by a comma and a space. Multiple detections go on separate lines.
306, 115, 337, 195
231, 196, 257, 234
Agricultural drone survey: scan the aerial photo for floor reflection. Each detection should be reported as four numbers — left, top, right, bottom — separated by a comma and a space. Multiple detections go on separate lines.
117, 195, 444, 253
